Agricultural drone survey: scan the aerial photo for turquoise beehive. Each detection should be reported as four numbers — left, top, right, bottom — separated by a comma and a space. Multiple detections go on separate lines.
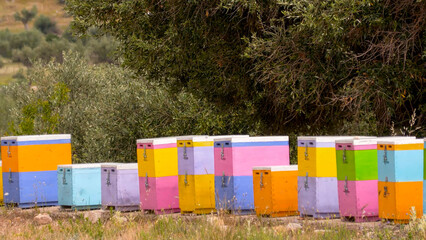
57, 163, 104, 210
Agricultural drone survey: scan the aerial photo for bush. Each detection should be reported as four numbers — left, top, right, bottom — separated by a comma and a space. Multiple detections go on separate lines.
34, 15, 60, 35
85, 36, 117, 64
9, 30, 43, 49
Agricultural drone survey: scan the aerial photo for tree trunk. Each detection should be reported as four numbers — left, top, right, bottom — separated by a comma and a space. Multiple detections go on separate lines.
24, 23, 28, 30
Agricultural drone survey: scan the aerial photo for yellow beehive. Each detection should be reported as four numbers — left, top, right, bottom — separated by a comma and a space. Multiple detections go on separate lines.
178, 174, 215, 214
253, 165, 298, 217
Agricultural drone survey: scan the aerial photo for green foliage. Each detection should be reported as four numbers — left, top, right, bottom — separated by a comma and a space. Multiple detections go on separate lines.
6, 52, 258, 162
13, 5, 38, 30
34, 15, 60, 35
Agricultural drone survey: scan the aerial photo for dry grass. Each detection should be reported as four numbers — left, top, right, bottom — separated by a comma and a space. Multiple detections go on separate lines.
0, 0, 72, 32
0, 61, 25, 85
0, 206, 422, 240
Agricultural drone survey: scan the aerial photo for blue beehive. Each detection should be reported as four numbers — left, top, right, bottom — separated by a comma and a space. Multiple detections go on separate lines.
57, 163, 103, 210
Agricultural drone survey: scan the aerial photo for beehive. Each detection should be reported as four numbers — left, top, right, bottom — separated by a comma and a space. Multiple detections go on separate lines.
297, 136, 367, 218
214, 136, 289, 214
137, 137, 179, 214
377, 138, 424, 222
252, 165, 298, 217
1, 134, 71, 208
101, 163, 140, 211
0, 161, 3, 204
424, 138, 426, 215
57, 163, 103, 210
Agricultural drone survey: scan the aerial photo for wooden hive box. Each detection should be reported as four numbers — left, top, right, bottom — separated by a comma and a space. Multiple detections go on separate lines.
377, 138, 424, 222
214, 136, 289, 214
252, 165, 298, 217
0, 161, 3, 204
424, 138, 426, 215
101, 163, 140, 211
1, 134, 71, 208
57, 163, 103, 210
137, 137, 179, 214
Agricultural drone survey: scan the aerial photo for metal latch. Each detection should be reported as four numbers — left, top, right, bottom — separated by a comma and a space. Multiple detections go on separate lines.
221, 172, 227, 187
304, 172, 309, 190
143, 145, 147, 161
344, 176, 349, 193
184, 171, 188, 186
106, 169, 111, 186
383, 176, 388, 197
8, 168, 12, 183
304, 143, 308, 160
260, 172, 264, 188
342, 145, 347, 163
220, 143, 225, 160
7, 141, 11, 157
383, 145, 388, 164
145, 173, 149, 189
62, 169, 67, 185
183, 142, 188, 160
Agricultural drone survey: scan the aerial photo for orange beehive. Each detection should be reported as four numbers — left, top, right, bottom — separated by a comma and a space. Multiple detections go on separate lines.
253, 165, 298, 217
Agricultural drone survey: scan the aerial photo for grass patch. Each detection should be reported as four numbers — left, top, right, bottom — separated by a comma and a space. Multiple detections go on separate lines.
0, 62, 25, 85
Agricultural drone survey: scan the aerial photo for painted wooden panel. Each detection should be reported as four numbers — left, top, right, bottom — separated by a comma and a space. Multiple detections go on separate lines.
178, 174, 215, 214
57, 164, 102, 209
298, 176, 340, 218
215, 175, 254, 213
101, 163, 140, 211
378, 181, 423, 221
1, 135, 71, 172
139, 175, 179, 214
137, 137, 178, 178
253, 166, 298, 217
0, 161, 3, 203
214, 136, 289, 177
338, 180, 378, 221
3, 171, 58, 208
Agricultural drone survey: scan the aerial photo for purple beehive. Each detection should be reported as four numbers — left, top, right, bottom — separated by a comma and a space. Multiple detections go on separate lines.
101, 163, 140, 211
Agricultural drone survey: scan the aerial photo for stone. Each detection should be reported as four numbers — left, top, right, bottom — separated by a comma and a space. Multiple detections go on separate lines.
286, 223, 302, 231
83, 210, 103, 223
34, 213, 52, 225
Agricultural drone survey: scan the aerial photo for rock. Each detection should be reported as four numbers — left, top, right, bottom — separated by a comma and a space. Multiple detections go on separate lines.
34, 213, 52, 225
112, 212, 128, 223
84, 210, 103, 223
286, 223, 302, 231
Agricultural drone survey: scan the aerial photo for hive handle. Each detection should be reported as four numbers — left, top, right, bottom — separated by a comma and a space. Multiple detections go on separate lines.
342, 146, 347, 164
383, 145, 388, 164
221, 172, 227, 187
304, 172, 309, 190
220, 143, 225, 160
145, 173, 149, 189
260, 172, 264, 188
183, 143, 188, 160
344, 176, 349, 193
7, 141, 11, 157
184, 171, 188, 186
62, 169, 67, 185
304, 144, 308, 160
383, 186, 388, 197
8, 168, 12, 183
106, 169, 111, 186
143, 145, 147, 161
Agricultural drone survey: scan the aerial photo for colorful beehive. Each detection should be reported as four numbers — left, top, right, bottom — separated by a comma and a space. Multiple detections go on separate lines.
1, 134, 71, 208
137, 137, 180, 214
0, 161, 3, 204
297, 136, 359, 219
252, 165, 298, 217
57, 163, 103, 210
377, 138, 424, 222
101, 163, 140, 211
424, 138, 426, 215
214, 136, 289, 214
178, 135, 248, 214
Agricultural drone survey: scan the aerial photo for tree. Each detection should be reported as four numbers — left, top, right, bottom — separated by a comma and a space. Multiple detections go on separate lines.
14, 6, 38, 31
34, 15, 60, 35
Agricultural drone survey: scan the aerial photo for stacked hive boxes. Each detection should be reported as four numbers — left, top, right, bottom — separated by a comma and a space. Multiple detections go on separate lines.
1, 134, 71, 208
101, 163, 140, 211
424, 138, 426, 215
137, 137, 179, 214
335, 138, 379, 222
214, 136, 289, 214
252, 165, 298, 217
178, 136, 216, 214
377, 138, 424, 222
297, 136, 354, 218
57, 163, 103, 210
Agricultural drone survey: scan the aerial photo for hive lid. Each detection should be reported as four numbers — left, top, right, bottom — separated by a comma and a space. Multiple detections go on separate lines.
177, 135, 249, 142
101, 163, 138, 169
214, 136, 289, 142
136, 137, 178, 145
253, 165, 298, 171
377, 138, 424, 145
58, 163, 106, 169
336, 136, 416, 145
1, 134, 71, 141
298, 136, 374, 142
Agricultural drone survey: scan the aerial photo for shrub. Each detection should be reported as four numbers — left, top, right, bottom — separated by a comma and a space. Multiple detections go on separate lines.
34, 15, 60, 35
